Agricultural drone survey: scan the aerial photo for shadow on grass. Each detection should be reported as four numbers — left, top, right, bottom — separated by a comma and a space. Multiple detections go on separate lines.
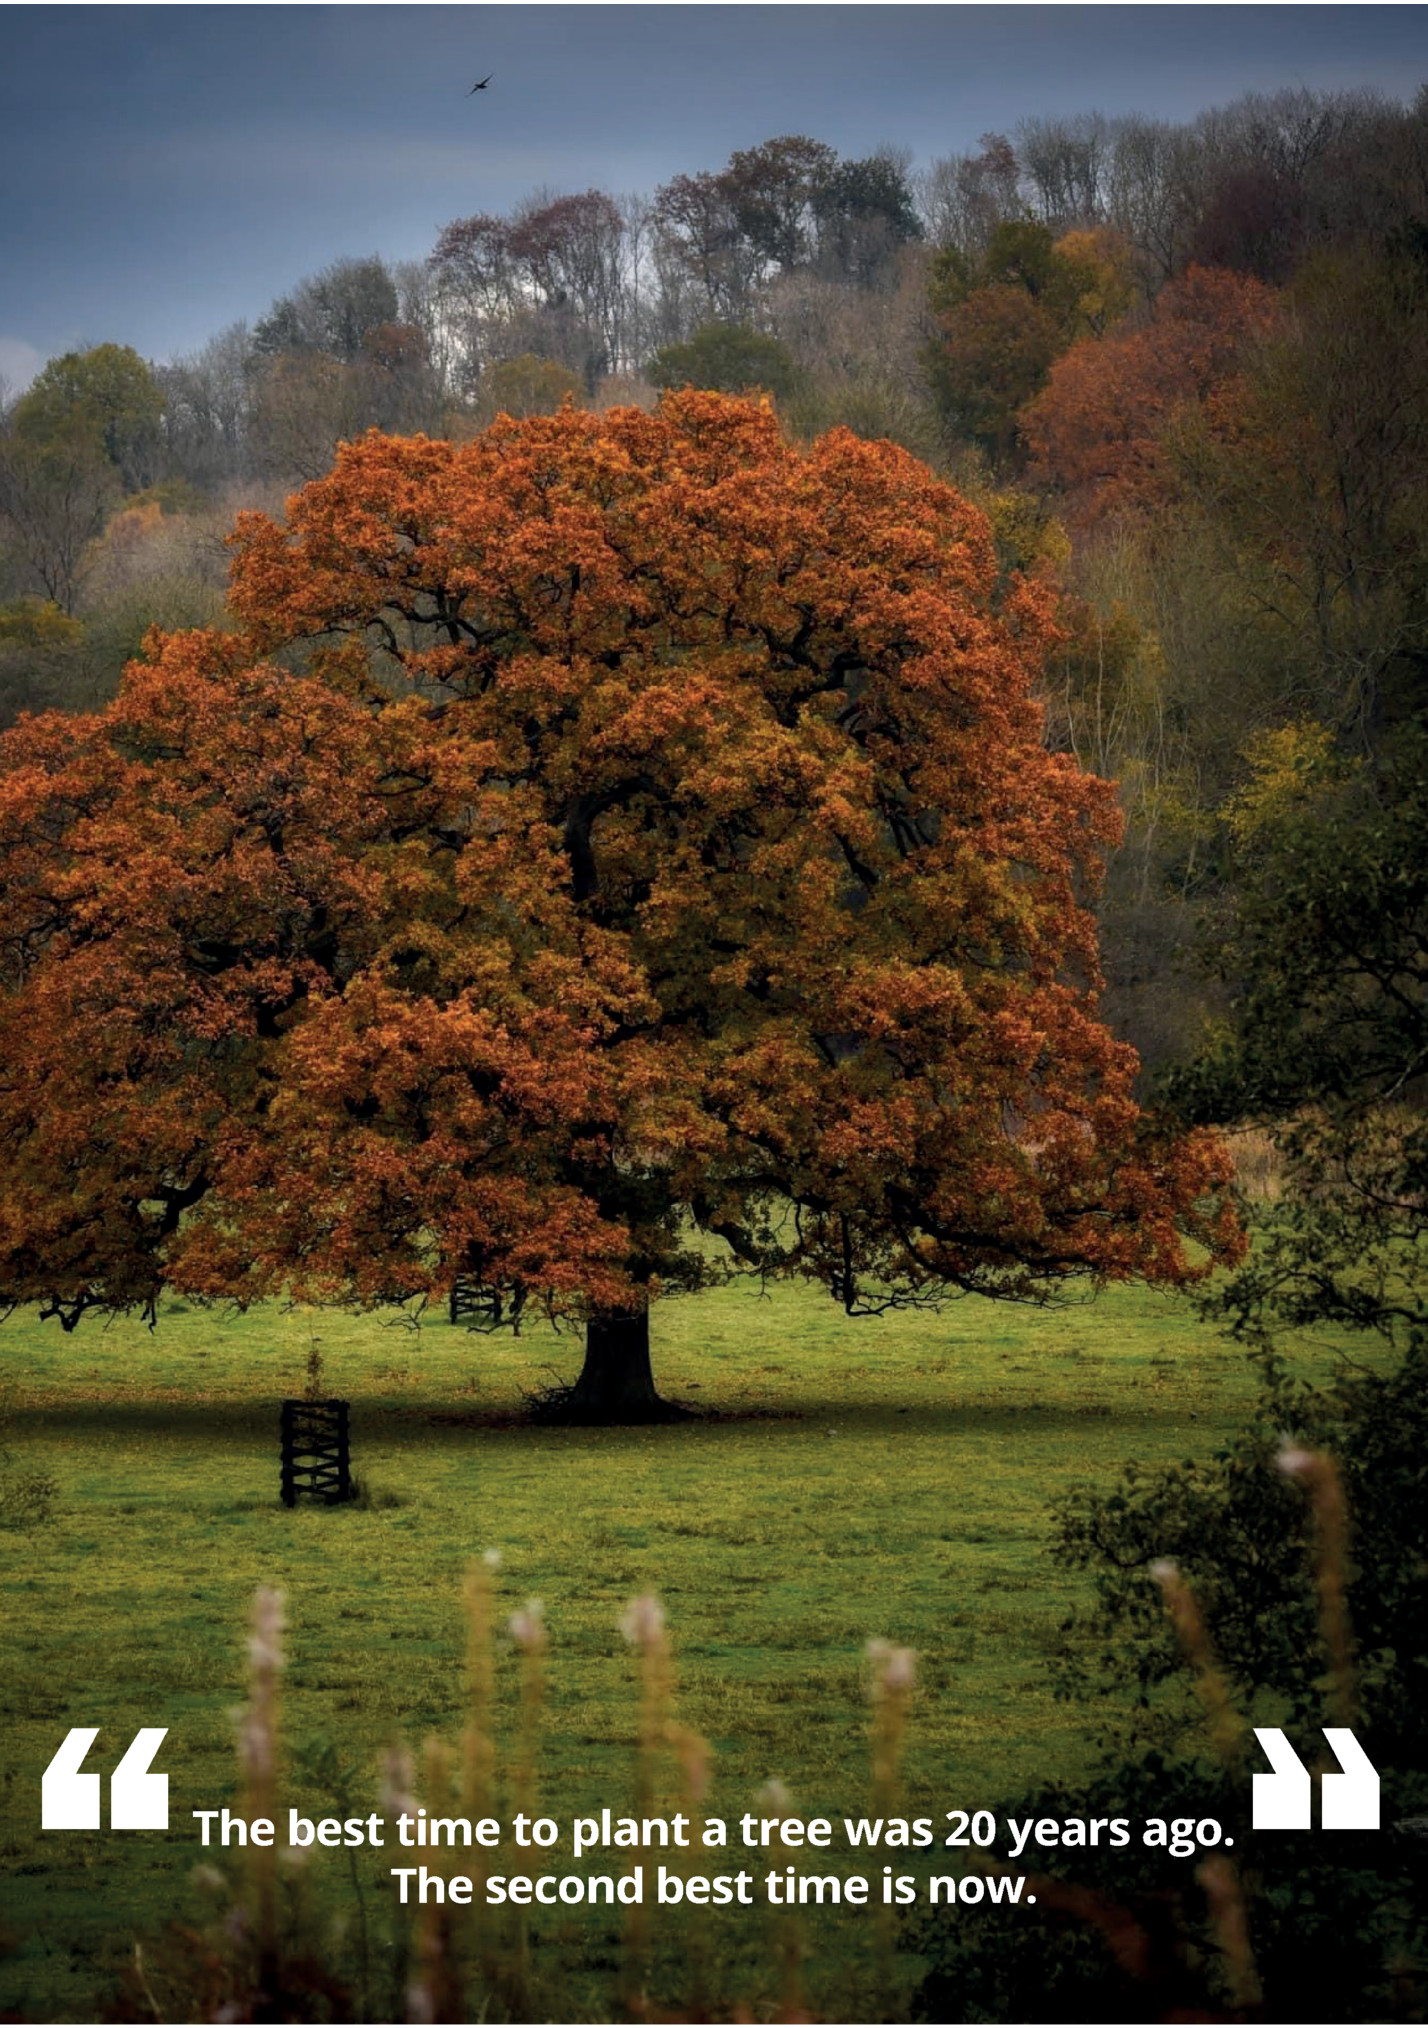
11, 1390, 1191, 1446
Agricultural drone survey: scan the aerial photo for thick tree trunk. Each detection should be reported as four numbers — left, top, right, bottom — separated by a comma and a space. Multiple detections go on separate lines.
548, 1307, 690, 1425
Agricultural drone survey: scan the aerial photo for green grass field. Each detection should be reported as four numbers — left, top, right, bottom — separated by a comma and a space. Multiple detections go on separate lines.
0, 1274, 1329, 2020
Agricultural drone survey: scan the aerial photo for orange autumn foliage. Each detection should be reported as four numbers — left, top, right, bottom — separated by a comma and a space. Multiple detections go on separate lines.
0, 393, 1240, 1337
1020, 265, 1280, 525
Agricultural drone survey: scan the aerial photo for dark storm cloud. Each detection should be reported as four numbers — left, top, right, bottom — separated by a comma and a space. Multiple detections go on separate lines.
1, 5, 1424, 379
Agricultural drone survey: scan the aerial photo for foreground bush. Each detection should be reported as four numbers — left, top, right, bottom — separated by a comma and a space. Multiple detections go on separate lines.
910, 1324, 1428, 2023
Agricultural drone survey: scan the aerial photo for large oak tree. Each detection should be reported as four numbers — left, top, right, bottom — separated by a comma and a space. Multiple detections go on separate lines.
0, 394, 1238, 1419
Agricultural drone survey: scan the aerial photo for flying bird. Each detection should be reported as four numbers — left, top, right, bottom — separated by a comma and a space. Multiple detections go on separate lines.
468, 74, 492, 93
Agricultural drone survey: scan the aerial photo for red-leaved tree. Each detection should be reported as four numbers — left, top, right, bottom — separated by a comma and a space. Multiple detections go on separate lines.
0, 395, 1240, 1419
1020, 265, 1280, 524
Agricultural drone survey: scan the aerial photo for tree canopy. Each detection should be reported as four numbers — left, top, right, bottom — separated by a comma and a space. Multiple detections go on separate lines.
1168, 718, 1428, 1353
646, 323, 802, 401
925, 222, 1139, 463
1020, 264, 1279, 524
0, 394, 1238, 1417
11, 343, 164, 491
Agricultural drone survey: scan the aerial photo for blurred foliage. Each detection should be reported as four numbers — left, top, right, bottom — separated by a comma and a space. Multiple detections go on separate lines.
908, 1330, 1428, 2021
911, 1748, 1428, 2023
1051, 1345, 1428, 1769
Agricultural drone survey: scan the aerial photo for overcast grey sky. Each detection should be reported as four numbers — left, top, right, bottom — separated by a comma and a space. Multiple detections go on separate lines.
2, 4, 1425, 389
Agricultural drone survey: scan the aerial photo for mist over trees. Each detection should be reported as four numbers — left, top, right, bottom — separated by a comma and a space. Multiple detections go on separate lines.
3, 80, 1428, 1076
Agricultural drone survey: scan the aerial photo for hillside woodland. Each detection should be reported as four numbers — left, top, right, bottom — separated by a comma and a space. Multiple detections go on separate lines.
2, 83, 1426, 1075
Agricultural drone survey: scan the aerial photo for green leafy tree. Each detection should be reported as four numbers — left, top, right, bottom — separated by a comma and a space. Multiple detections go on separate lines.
12, 344, 163, 491
646, 323, 801, 402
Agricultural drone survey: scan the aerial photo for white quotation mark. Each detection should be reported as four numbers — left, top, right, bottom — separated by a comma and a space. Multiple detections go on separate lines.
1320, 1729, 1380, 1830
41, 1727, 169, 1830
41, 1727, 101, 1830
1252, 1726, 1379, 1831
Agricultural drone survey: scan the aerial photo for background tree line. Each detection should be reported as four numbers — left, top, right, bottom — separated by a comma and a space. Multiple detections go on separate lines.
3, 78, 1427, 1077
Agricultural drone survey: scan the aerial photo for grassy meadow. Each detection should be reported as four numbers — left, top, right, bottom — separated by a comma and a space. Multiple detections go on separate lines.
0, 1268, 1334, 2020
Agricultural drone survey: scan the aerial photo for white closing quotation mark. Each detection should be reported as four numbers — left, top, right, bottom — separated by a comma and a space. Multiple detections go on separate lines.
1252, 1726, 1380, 1831
41, 1727, 169, 1830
